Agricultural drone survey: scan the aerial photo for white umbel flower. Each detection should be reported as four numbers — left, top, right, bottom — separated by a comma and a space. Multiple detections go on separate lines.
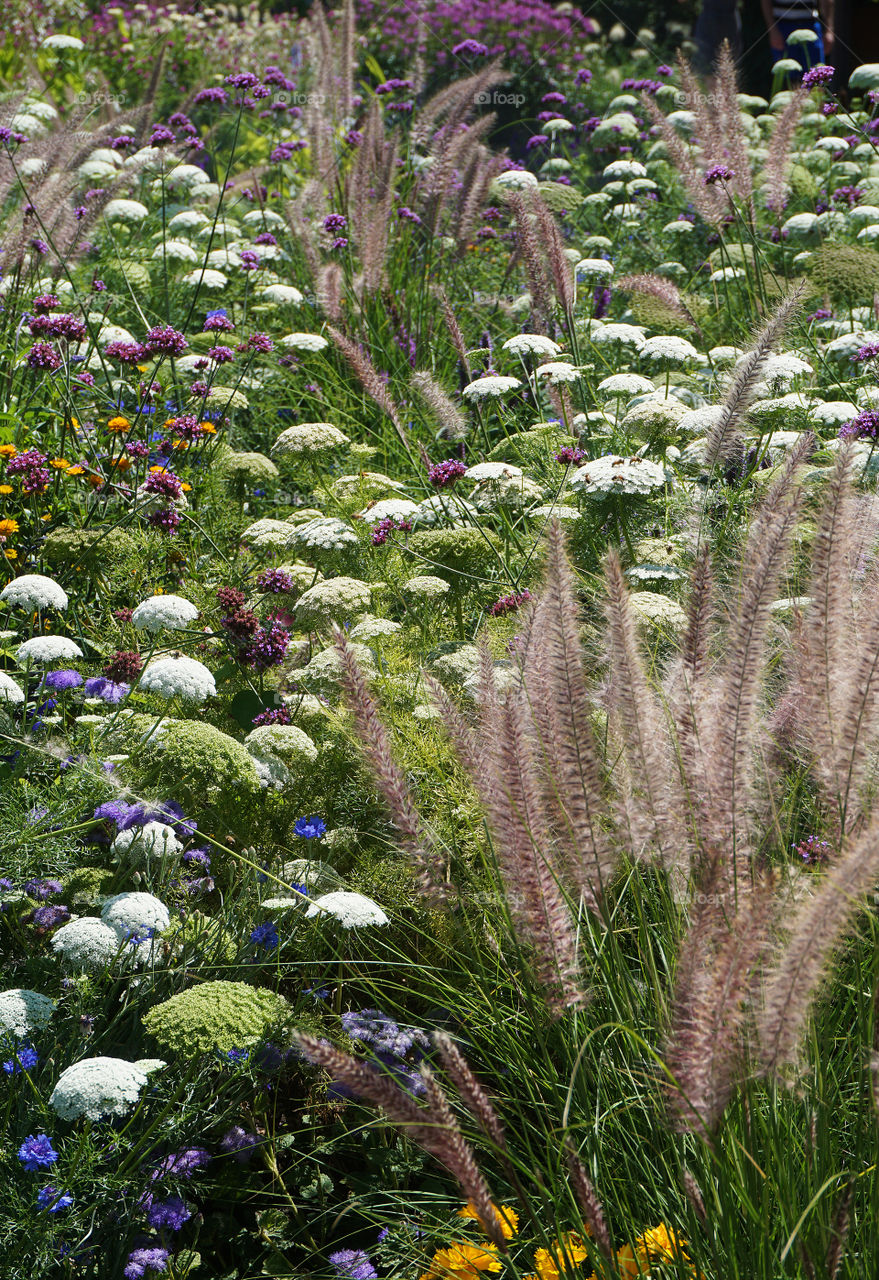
462, 376, 521, 400
0, 671, 25, 703
295, 577, 373, 626
574, 257, 615, 281
153, 239, 200, 262
1, 574, 68, 611
0, 988, 55, 1039
403, 575, 451, 597
245, 724, 318, 775
492, 169, 539, 190
273, 422, 350, 455
110, 825, 183, 867
104, 199, 149, 223
168, 210, 209, 231
465, 461, 523, 482
535, 361, 581, 384
52, 917, 122, 969
182, 268, 228, 290
305, 890, 389, 927
17, 635, 83, 665
41, 33, 85, 49
131, 594, 198, 634
139, 656, 216, 702
101, 891, 171, 937
569, 455, 668, 496
597, 373, 655, 398
241, 518, 296, 549
543, 117, 574, 133
349, 616, 402, 640
501, 334, 562, 358
629, 592, 688, 629
356, 498, 419, 525
260, 284, 304, 304
640, 335, 701, 365
49, 1057, 150, 1121
287, 517, 360, 553
278, 332, 329, 352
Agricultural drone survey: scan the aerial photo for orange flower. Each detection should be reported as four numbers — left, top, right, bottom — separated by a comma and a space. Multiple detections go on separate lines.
49, 458, 70, 469
199, 420, 217, 434
4, 547, 17, 560
634, 1224, 688, 1266
181, 482, 192, 492
108, 456, 131, 471
66, 466, 85, 477
0, 485, 12, 495
422, 1242, 502, 1279
171, 439, 189, 451
107, 416, 131, 432
0, 443, 17, 459
0, 519, 20, 537
87, 474, 104, 488
457, 1203, 519, 1240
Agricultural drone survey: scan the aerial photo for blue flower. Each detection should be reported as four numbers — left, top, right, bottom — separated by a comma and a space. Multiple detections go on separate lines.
18, 1134, 58, 1171
83, 676, 130, 704
294, 815, 326, 840
329, 1249, 377, 1280
250, 921, 279, 950
4, 1043, 38, 1074
147, 1195, 191, 1231
37, 1185, 73, 1212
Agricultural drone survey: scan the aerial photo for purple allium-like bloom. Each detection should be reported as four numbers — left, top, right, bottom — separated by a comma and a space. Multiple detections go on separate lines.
525, 134, 548, 151
24, 877, 62, 899
37, 1186, 72, 1212
328, 1249, 378, 1279
240, 619, 290, 672
105, 340, 146, 364
147, 507, 181, 535
18, 1134, 58, 1171
147, 1196, 191, 1231
255, 569, 294, 593
26, 342, 62, 371
124, 1247, 170, 1279
294, 815, 326, 840
150, 125, 175, 146
489, 590, 532, 617
83, 677, 130, 704
30, 904, 70, 931
840, 409, 879, 440
427, 458, 467, 488
207, 345, 235, 364
239, 249, 261, 270
852, 341, 879, 363
554, 446, 585, 466
3, 1043, 39, 1073
142, 469, 183, 500
203, 310, 235, 333
194, 87, 229, 105
704, 164, 735, 185
802, 64, 834, 89
251, 706, 292, 726
453, 38, 488, 55
220, 1125, 259, 1162
150, 1147, 211, 1183
44, 669, 83, 691
240, 331, 274, 353
144, 326, 188, 357
576, 67, 593, 84
250, 920, 279, 950
31, 294, 59, 314
323, 213, 347, 232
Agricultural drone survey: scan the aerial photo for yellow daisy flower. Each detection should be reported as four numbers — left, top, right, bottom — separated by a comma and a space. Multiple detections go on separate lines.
49, 458, 70, 469
0, 443, 18, 459
4, 548, 17, 560
107, 416, 131, 432
423, 1242, 502, 1279
457, 1203, 519, 1239
0, 485, 13, 495
0, 519, 20, 536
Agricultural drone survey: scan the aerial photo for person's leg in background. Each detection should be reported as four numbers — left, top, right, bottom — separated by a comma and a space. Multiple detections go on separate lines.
693, 0, 743, 76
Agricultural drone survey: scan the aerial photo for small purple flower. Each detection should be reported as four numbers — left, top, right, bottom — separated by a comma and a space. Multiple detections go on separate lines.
24, 877, 62, 900
144, 326, 188, 357
220, 1125, 259, 1162
37, 1185, 72, 1212
704, 164, 735, 185
26, 342, 62, 371
428, 458, 467, 488
147, 1196, 191, 1231
489, 590, 532, 617
3, 1043, 39, 1074
256, 569, 295, 594
802, 64, 834, 89
840, 409, 879, 440
452, 39, 488, 56
18, 1134, 58, 1171
43, 669, 82, 691
250, 920, 279, 950
83, 677, 130, 704
329, 1249, 378, 1280
124, 1247, 170, 1279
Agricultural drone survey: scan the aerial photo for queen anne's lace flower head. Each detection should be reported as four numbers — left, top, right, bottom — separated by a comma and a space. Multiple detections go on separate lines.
111, 823, 183, 866
0, 671, 25, 703
49, 1056, 150, 1121
492, 169, 538, 191
574, 257, 615, 282
17, 636, 83, 665
278, 333, 329, 352
356, 498, 419, 525
1, 575, 68, 611
639, 335, 701, 366
104, 199, 150, 223
244, 724, 318, 767
462, 375, 521, 400
287, 517, 360, 554
240, 518, 296, 551
501, 334, 562, 358
629, 591, 688, 629
52, 917, 122, 969
130, 595, 198, 634
139, 656, 216, 702
535, 361, 581, 384
305, 890, 389, 928
568, 455, 668, 496
349, 616, 402, 641
101, 892, 171, 937
464, 461, 523, 482
0, 988, 56, 1040
294, 577, 373, 628
273, 421, 350, 455
597, 373, 655, 399
403, 575, 451, 598
142, 980, 289, 1056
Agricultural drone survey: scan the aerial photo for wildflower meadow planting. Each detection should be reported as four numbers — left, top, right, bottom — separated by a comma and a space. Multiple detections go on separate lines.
7, 1, 879, 1275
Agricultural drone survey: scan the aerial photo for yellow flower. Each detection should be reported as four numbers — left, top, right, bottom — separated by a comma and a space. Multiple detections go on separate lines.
0, 443, 17, 459
108, 456, 131, 471
531, 1234, 590, 1280
532, 1248, 560, 1280
66, 466, 85, 476
423, 1242, 502, 1279
4, 547, 17, 560
0, 519, 20, 536
181, 482, 192, 492
457, 1203, 519, 1240
199, 420, 217, 434
107, 416, 131, 432
171, 438, 189, 450
49, 458, 70, 469
634, 1224, 688, 1266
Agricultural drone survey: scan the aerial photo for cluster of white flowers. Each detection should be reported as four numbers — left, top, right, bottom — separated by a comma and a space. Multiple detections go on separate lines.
492, 169, 538, 191
240, 518, 296, 551
403, 575, 451, 598
273, 422, 351, 455
131, 594, 198, 634
597, 373, 655, 399
535, 361, 581, 384
139, 656, 216, 702
462, 375, 521, 401
501, 334, 561, 358
260, 284, 304, 305
0, 671, 25, 704
52, 917, 122, 969
574, 257, 615, 282
356, 498, 419, 525
629, 592, 688, 629
472, 473, 544, 512
640, 335, 701, 366
303, 643, 376, 691
590, 323, 646, 351
569, 455, 668, 496
287, 517, 360, 554
305, 890, 389, 928
295, 576, 373, 627
104, 199, 150, 223
464, 461, 523, 482
349, 616, 402, 641
17, 635, 83, 665
49, 1056, 151, 1121
0, 988, 56, 1039
101, 892, 171, 937
1, 574, 68, 611
155, 239, 200, 262
111, 824, 183, 867
244, 724, 318, 767
278, 333, 329, 352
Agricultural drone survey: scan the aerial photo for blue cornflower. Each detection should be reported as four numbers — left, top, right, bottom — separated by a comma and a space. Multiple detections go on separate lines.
226, 1047, 250, 1065
250, 921, 279, 950
37, 1185, 73, 1212
18, 1134, 58, 1171
4, 1043, 38, 1074
294, 815, 326, 840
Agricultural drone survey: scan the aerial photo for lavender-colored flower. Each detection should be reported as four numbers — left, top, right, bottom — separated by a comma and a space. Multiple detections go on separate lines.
852, 342, 879, 363
150, 125, 175, 146
242, 331, 274, 353
142, 469, 183, 500
105, 340, 146, 364
24, 877, 63, 900
802, 64, 834, 89
250, 920, 279, 950
220, 1125, 259, 1162
194, 87, 229, 105
428, 458, 467, 488
207, 345, 235, 364
144, 326, 188, 357
251, 706, 292, 726
31, 904, 70, 931
147, 1196, 191, 1231
26, 342, 62, 371
294, 815, 326, 840
329, 1249, 378, 1279
704, 164, 735, 184
44, 669, 83, 691
239, 249, 261, 270
255, 569, 294, 594
240, 619, 290, 672
124, 1247, 170, 1279
840, 410, 879, 440
18, 1134, 58, 1171
150, 1146, 211, 1182
204, 310, 235, 333
4, 1043, 39, 1073
83, 677, 130, 704
489, 590, 532, 616
453, 38, 488, 55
